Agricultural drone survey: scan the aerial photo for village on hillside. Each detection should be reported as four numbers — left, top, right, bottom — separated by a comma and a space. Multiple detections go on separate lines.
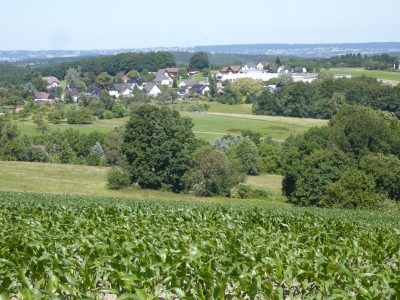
33, 62, 352, 104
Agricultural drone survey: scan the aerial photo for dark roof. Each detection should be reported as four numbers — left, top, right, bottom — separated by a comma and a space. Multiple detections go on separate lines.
166, 68, 179, 74
85, 88, 101, 95
34, 92, 52, 99
43, 76, 60, 84
110, 84, 132, 92
65, 82, 75, 90
145, 83, 158, 93
154, 75, 169, 83
229, 66, 242, 72
191, 84, 208, 93
181, 80, 198, 87
127, 78, 145, 86
156, 69, 169, 76
246, 62, 257, 68
65, 88, 80, 97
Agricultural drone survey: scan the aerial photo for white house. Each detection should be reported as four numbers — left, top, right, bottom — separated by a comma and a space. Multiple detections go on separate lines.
242, 62, 257, 71
277, 66, 291, 73
154, 75, 171, 85
145, 83, 161, 96
217, 70, 278, 83
257, 61, 269, 70
126, 79, 146, 90
178, 80, 198, 89
191, 84, 210, 95
292, 67, 307, 73
34, 92, 55, 104
43, 76, 60, 89
63, 88, 80, 102
109, 84, 133, 98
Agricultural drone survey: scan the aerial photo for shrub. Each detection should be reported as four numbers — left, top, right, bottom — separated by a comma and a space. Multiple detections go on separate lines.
230, 183, 253, 199
251, 189, 269, 199
107, 167, 130, 190
182, 145, 245, 197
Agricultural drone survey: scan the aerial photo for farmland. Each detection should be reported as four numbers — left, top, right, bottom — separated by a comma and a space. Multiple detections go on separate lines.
16, 103, 327, 144
325, 68, 400, 85
0, 191, 399, 299
0, 161, 286, 205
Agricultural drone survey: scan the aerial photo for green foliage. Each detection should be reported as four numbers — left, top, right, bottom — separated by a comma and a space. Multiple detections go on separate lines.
177, 67, 188, 79
75, 80, 87, 92
172, 77, 178, 88
88, 100, 106, 116
321, 168, 386, 209
86, 153, 102, 166
258, 141, 282, 174
230, 182, 253, 199
126, 69, 139, 79
123, 104, 198, 192
281, 105, 400, 209
64, 67, 81, 84
292, 148, 351, 206
231, 78, 262, 104
277, 71, 294, 87
182, 145, 245, 197
47, 110, 62, 124
66, 108, 93, 124
107, 166, 131, 189
4, 96, 24, 110
0, 191, 400, 298
32, 111, 48, 134
208, 73, 218, 98
360, 153, 400, 201
253, 76, 400, 119
95, 72, 113, 90
104, 127, 127, 167
31, 75, 48, 92
234, 138, 261, 175
189, 52, 209, 70
251, 188, 269, 199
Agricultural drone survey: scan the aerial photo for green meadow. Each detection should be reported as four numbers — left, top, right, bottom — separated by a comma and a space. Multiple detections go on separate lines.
325, 68, 400, 85
16, 103, 327, 143
0, 161, 288, 205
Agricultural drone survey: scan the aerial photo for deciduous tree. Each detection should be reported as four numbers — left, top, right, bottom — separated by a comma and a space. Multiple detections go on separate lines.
122, 104, 198, 192
189, 52, 209, 70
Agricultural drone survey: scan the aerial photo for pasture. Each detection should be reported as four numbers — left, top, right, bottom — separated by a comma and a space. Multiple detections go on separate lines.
15, 103, 327, 143
325, 68, 400, 85
0, 161, 286, 205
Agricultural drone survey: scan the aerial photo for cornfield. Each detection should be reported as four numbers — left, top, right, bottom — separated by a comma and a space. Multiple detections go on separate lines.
0, 191, 399, 299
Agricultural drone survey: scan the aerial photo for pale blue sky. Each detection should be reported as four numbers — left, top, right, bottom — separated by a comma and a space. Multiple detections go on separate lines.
1, 0, 399, 50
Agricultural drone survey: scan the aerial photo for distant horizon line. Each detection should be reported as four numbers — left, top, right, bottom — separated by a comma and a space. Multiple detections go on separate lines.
2, 41, 400, 52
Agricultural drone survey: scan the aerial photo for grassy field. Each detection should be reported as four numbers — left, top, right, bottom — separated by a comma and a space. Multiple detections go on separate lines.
59, 79, 67, 88
16, 103, 326, 143
325, 68, 400, 85
182, 111, 326, 142
247, 174, 285, 202
0, 161, 288, 205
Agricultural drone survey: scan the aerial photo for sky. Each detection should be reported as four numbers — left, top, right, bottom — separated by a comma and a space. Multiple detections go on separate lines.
1, 0, 399, 50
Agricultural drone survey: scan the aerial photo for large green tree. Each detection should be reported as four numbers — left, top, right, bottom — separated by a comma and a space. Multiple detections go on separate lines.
182, 145, 245, 197
122, 105, 198, 192
189, 52, 209, 70
32, 76, 48, 92
95, 72, 114, 90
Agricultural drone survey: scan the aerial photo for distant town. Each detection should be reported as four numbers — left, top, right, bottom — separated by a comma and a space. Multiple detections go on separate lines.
2, 42, 400, 62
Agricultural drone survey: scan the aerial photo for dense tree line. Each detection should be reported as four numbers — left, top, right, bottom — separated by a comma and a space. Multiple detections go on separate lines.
281, 105, 400, 209
253, 75, 400, 119
0, 52, 176, 86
